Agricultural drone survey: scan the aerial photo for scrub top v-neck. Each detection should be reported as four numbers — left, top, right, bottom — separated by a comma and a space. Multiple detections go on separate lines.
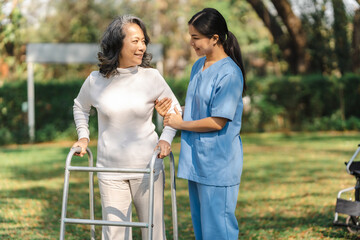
177, 56, 244, 186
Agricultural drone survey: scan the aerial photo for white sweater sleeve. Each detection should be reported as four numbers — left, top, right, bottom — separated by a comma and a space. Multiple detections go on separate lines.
156, 72, 182, 144
73, 76, 92, 141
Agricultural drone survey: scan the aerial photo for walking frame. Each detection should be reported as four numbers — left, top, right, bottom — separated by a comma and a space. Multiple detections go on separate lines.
59, 147, 178, 240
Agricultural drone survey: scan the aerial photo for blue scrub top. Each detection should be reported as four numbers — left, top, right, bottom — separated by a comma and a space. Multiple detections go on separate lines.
177, 56, 244, 186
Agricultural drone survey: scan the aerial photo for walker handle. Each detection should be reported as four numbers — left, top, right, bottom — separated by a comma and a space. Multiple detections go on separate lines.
72, 146, 82, 154
71, 146, 92, 156
346, 145, 360, 174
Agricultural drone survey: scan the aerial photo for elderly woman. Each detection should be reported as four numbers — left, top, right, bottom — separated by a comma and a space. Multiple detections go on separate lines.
71, 15, 181, 240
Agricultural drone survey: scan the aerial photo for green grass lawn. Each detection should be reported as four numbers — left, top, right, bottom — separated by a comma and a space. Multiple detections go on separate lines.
0, 131, 359, 239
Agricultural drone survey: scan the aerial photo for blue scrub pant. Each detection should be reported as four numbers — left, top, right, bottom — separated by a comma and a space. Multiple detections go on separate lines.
188, 180, 240, 240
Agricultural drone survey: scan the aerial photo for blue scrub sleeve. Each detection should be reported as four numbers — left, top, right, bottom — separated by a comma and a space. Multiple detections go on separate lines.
210, 71, 243, 121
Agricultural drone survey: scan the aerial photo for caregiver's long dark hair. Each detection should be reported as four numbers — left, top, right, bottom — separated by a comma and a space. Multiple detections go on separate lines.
188, 8, 247, 93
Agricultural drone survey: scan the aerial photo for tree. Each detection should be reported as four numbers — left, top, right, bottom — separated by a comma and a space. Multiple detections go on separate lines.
353, 7, 360, 73
301, 0, 333, 74
244, 0, 291, 64
0, 0, 27, 82
270, 0, 309, 74
332, 0, 351, 75
38, 0, 106, 43
245, 0, 309, 74
28, 0, 123, 79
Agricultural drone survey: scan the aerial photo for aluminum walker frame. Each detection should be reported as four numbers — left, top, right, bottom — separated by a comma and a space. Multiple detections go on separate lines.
333, 144, 360, 233
59, 147, 178, 240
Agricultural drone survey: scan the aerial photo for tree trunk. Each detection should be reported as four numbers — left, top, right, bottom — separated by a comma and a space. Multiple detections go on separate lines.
332, 0, 351, 75
245, 0, 292, 60
245, 0, 283, 41
247, 0, 294, 71
270, 0, 309, 73
352, 8, 360, 73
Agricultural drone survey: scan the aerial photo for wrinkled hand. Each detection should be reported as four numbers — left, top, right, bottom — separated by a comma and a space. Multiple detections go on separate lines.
164, 108, 183, 129
155, 140, 171, 158
155, 97, 172, 117
71, 138, 88, 157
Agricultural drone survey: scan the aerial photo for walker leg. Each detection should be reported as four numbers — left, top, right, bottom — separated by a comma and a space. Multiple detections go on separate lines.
89, 155, 95, 240
147, 152, 157, 240
60, 168, 71, 240
169, 152, 178, 240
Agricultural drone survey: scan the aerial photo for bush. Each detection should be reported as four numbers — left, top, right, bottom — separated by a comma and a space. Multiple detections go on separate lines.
36, 124, 58, 142
0, 79, 98, 145
243, 73, 360, 132
264, 74, 339, 129
346, 116, 360, 130
1, 73, 360, 145
303, 111, 346, 131
341, 73, 360, 118
0, 81, 30, 143
0, 127, 13, 145
166, 77, 189, 106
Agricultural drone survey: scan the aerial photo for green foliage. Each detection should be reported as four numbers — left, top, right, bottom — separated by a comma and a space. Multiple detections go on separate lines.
0, 81, 29, 144
341, 73, 360, 118
0, 5, 28, 81
0, 127, 13, 145
243, 73, 360, 132
166, 77, 189, 106
34, 81, 83, 133
266, 75, 339, 126
301, 1, 334, 74
304, 113, 360, 132
2, 73, 360, 145
0, 76, 187, 145
0, 79, 98, 145
1, 0, 359, 84
40, 0, 103, 43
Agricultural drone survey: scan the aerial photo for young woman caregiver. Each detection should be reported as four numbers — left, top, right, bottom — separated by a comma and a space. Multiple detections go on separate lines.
158, 8, 247, 240
72, 15, 181, 240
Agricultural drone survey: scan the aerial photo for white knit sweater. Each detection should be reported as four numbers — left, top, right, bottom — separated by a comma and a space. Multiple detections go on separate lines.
73, 66, 180, 180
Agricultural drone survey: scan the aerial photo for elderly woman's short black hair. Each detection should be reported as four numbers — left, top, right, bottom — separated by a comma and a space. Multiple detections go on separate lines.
98, 15, 152, 78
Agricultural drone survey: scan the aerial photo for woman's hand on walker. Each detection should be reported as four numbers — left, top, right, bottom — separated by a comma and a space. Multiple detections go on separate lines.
155, 140, 171, 158
155, 97, 172, 117
71, 138, 88, 157
164, 108, 183, 129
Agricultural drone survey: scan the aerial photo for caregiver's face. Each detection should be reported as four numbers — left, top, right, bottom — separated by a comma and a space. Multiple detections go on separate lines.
188, 24, 213, 57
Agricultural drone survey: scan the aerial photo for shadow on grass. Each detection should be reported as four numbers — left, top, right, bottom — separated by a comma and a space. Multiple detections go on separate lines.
1, 179, 102, 239
243, 132, 360, 147
242, 159, 347, 185
238, 205, 359, 239
5, 147, 96, 181
1, 146, 193, 239
0, 145, 100, 238
3, 133, 358, 239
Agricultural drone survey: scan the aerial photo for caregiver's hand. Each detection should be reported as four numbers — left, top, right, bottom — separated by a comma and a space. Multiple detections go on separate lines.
164, 108, 183, 130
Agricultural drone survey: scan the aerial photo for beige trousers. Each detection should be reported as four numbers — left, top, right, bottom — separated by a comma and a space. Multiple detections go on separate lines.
98, 170, 166, 240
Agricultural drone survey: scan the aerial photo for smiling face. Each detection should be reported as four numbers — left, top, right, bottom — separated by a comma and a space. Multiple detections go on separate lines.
118, 23, 146, 68
188, 24, 217, 57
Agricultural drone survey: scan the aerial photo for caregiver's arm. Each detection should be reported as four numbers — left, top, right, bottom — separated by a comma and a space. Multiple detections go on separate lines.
164, 108, 227, 132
